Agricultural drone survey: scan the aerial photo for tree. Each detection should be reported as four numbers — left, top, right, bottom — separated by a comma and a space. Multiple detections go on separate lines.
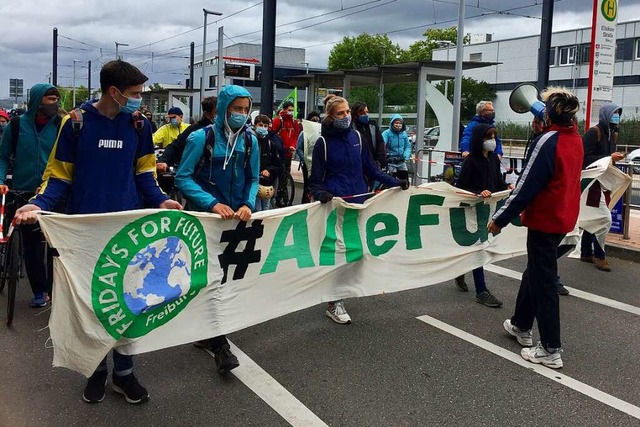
435, 77, 496, 122
57, 85, 90, 111
401, 27, 470, 62
328, 33, 403, 71
148, 83, 164, 91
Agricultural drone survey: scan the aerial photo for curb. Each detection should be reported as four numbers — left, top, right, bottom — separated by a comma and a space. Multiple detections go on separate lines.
606, 242, 640, 263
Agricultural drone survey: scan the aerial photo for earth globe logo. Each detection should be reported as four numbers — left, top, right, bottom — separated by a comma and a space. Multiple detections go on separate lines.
92, 211, 208, 339
123, 236, 192, 315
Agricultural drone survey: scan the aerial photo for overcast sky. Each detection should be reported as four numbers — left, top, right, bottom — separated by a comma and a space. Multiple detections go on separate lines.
1, 0, 639, 99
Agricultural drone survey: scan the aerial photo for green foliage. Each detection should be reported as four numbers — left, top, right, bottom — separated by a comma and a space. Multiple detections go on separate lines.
328, 34, 403, 71
57, 86, 90, 111
434, 77, 496, 122
400, 27, 470, 62
148, 83, 164, 91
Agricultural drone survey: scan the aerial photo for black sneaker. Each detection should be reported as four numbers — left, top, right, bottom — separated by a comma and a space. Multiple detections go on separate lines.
112, 373, 149, 404
454, 275, 469, 292
214, 345, 240, 375
475, 291, 503, 308
82, 370, 108, 403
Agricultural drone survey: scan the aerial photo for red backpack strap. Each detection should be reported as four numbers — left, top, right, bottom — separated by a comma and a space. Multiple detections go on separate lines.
132, 110, 144, 134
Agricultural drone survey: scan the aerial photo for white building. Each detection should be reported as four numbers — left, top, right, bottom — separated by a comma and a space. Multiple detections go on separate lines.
433, 19, 640, 124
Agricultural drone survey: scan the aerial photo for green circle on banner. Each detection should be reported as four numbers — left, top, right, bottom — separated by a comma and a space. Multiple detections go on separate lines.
601, 0, 617, 21
92, 211, 208, 339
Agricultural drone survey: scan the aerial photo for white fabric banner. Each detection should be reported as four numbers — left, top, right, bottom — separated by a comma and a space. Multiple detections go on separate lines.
38, 161, 630, 376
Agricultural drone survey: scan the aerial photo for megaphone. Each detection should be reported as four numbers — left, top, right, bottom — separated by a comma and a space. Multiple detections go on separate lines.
509, 83, 545, 120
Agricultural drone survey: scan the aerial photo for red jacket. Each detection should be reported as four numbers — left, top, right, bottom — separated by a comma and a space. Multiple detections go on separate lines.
272, 112, 301, 158
493, 124, 583, 234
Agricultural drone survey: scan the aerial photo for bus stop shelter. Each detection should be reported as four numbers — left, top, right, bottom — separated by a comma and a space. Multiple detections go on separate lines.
288, 60, 498, 156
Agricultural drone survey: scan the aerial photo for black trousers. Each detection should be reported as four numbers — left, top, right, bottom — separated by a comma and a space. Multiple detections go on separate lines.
511, 229, 565, 350
22, 223, 53, 295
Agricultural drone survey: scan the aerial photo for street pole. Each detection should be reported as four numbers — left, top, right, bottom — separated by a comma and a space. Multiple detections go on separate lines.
451, 0, 466, 151
72, 59, 80, 108
435, 40, 455, 100
217, 26, 224, 96
299, 61, 309, 117
115, 42, 129, 60
201, 9, 223, 119
537, 0, 554, 90
87, 60, 91, 101
260, 0, 277, 116
189, 41, 195, 117
52, 27, 58, 86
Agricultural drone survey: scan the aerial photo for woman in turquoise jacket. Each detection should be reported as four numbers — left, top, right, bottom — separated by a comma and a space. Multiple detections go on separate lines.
381, 114, 411, 180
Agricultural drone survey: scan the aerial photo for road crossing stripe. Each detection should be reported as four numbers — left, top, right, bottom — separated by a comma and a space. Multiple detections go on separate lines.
416, 314, 640, 421
485, 264, 640, 317
224, 341, 328, 427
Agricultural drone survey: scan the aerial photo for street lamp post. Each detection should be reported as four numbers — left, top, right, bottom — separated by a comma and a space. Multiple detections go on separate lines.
298, 61, 309, 118
200, 8, 223, 119
72, 59, 81, 108
435, 40, 455, 99
115, 42, 129, 60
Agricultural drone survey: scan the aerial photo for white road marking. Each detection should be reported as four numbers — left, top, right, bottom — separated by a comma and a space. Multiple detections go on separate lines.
484, 264, 640, 317
222, 341, 328, 427
416, 315, 640, 421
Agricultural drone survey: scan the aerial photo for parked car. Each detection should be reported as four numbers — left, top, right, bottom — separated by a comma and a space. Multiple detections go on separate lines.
424, 126, 440, 146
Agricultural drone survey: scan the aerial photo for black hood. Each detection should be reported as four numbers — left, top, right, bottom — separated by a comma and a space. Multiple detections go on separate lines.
470, 123, 495, 156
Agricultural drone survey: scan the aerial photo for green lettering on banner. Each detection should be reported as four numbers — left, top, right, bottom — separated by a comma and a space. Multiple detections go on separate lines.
405, 194, 444, 250
450, 202, 490, 246
261, 210, 315, 274
366, 213, 399, 256
343, 208, 363, 263
319, 208, 338, 266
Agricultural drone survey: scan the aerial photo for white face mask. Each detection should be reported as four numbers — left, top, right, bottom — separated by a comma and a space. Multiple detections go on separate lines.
483, 138, 497, 152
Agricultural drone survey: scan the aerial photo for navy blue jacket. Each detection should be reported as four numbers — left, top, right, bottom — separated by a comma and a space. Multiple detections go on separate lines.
309, 122, 400, 204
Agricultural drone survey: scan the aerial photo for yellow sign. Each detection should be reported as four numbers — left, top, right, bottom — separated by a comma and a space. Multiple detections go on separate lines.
601, 0, 617, 22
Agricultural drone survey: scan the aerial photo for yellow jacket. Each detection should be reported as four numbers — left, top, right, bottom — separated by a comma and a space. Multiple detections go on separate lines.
152, 122, 190, 148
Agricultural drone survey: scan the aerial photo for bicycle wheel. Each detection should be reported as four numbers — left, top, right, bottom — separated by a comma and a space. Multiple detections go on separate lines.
6, 228, 21, 326
282, 173, 295, 206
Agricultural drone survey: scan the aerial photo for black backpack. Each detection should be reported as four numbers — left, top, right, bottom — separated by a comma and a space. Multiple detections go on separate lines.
195, 126, 253, 178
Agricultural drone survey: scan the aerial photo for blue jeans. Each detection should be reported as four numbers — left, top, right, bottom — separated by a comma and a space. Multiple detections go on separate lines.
581, 231, 605, 258
254, 195, 271, 212
472, 267, 488, 294
96, 350, 133, 377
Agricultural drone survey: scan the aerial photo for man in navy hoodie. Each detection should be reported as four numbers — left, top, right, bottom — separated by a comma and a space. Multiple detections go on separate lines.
16, 60, 182, 404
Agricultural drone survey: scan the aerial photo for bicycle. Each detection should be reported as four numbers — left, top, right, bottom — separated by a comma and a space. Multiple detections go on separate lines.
0, 190, 31, 326
273, 169, 295, 207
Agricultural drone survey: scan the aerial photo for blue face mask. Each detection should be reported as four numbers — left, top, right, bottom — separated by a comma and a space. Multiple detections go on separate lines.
115, 89, 142, 114
357, 114, 369, 124
228, 112, 247, 129
610, 113, 620, 125
170, 118, 179, 126
256, 127, 268, 137
334, 116, 351, 129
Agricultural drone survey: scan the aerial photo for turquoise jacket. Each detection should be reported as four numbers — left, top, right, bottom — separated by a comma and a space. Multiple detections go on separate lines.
0, 83, 60, 191
382, 113, 411, 161
175, 85, 259, 212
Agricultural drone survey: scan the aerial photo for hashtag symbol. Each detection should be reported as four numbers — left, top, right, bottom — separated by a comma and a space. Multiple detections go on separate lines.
218, 220, 264, 284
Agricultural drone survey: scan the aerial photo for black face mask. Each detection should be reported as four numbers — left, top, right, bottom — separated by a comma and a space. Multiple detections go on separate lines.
39, 102, 60, 118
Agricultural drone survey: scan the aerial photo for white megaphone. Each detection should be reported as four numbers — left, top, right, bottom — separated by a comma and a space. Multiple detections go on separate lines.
509, 83, 545, 120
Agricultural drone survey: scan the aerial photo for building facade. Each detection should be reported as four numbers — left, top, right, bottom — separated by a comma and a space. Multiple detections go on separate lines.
433, 19, 640, 124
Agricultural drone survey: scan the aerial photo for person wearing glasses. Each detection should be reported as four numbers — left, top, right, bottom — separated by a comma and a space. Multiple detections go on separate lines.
459, 101, 504, 158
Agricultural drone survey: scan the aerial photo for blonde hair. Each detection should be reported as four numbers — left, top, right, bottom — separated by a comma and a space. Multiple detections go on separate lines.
541, 86, 580, 124
323, 94, 348, 120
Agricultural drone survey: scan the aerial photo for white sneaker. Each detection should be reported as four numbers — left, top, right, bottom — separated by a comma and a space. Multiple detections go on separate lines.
521, 342, 563, 369
326, 301, 351, 324
503, 319, 533, 347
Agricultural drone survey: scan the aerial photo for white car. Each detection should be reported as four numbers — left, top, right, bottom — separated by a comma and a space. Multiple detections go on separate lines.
626, 148, 640, 173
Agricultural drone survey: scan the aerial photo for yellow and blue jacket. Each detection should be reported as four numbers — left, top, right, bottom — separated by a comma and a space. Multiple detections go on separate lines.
31, 101, 168, 214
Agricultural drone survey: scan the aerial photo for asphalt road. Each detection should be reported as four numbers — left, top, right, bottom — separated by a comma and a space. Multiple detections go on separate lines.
1, 251, 639, 427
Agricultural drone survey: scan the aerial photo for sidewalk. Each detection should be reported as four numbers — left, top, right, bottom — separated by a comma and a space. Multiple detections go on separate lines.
606, 208, 640, 262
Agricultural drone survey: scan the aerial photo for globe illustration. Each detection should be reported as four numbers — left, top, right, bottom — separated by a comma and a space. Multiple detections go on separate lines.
123, 236, 192, 315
